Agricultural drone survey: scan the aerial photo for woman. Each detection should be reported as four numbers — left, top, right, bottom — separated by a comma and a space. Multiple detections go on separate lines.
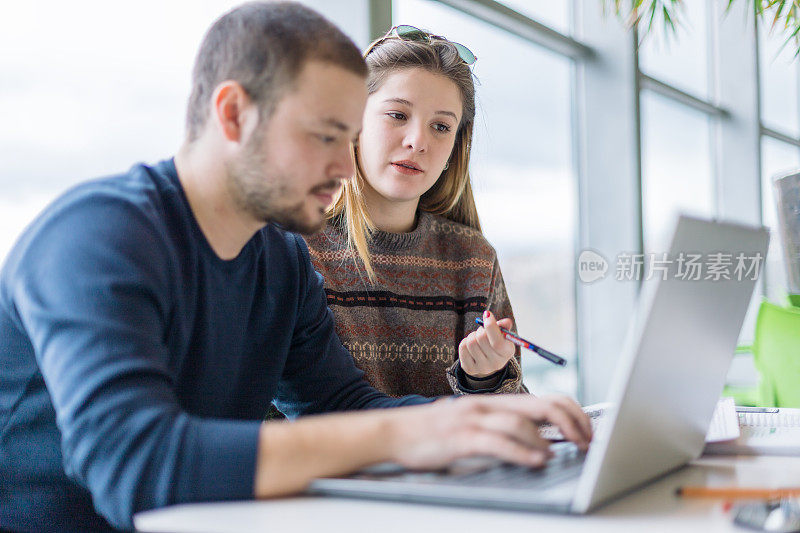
305, 26, 527, 397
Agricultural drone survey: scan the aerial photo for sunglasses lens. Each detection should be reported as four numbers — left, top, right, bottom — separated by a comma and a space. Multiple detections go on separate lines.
453, 43, 476, 65
395, 25, 429, 42
391, 25, 477, 66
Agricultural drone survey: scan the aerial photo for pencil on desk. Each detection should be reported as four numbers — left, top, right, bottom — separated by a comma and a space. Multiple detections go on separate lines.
676, 486, 800, 499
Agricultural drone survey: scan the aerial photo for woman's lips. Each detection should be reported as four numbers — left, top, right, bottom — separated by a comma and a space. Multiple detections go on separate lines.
391, 162, 423, 175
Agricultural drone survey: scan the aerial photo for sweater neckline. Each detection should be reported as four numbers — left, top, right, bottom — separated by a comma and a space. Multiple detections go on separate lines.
368, 211, 433, 252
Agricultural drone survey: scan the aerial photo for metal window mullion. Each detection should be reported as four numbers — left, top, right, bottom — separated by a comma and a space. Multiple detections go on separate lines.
632, 26, 644, 274
713, 0, 760, 225
370, 0, 393, 41
707, 0, 721, 221
574, 2, 641, 404
432, 0, 592, 60
754, 16, 766, 298
715, 0, 762, 347
761, 126, 800, 148
638, 73, 728, 117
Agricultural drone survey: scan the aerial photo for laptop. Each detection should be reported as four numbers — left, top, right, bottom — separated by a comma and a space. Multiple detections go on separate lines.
309, 215, 769, 514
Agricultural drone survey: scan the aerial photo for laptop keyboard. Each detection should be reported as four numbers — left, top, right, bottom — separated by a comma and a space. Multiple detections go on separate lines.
352, 443, 586, 490
441, 444, 586, 489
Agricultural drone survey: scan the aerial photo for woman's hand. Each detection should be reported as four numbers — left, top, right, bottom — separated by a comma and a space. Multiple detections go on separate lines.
458, 310, 516, 378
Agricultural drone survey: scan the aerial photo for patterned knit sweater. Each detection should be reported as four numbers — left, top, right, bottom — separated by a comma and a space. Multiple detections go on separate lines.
304, 211, 526, 398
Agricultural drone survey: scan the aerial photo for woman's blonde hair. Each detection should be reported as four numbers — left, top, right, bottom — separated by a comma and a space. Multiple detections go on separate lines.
328, 30, 482, 282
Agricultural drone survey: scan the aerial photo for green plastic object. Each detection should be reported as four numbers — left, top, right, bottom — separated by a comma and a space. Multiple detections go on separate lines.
722, 384, 759, 407
748, 300, 800, 408
787, 293, 800, 308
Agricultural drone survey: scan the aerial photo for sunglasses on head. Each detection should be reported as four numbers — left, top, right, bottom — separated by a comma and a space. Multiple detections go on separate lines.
374, 24, 477, 66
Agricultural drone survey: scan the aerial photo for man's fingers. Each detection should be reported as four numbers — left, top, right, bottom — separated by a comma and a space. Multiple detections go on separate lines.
456, 431, 550, 468
545, 395, 593, 440
528, 397, 592, 449
472, 411, 552, 451
537, 403, 590, 449
396, 397, 588, 472
468, 395, 592, 449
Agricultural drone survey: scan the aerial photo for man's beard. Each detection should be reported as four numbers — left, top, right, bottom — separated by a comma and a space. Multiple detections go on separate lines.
225, 139, 328, 236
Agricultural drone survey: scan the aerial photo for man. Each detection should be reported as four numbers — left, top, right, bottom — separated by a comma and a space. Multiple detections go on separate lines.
0, 3, 591, 531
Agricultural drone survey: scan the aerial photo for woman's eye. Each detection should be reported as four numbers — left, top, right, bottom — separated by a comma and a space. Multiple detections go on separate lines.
317, 134, 336, 143
387, 112, 406, 120
433, 123, 452, 133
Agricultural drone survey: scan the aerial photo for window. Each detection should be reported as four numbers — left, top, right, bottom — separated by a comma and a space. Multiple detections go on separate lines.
0, 0, 368, 261
761, 138, 800, 302
0, 1, 234, 259
638, 0, 716, 252
759, 21, 800, 138
638, 0, 710, 98
497, 0, 571, 35
640, 93, 714, 252
759, 19, 800, 304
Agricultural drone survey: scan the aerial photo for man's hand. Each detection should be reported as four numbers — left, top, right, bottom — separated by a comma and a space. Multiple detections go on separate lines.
254, 393, 591, 498
386, 394, 592, 470
459, 310, 516, 378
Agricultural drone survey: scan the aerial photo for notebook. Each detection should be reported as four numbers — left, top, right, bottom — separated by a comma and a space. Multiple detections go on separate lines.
706, 397, 741, 442
704, 403, 800, 456
309, 215, 769, 514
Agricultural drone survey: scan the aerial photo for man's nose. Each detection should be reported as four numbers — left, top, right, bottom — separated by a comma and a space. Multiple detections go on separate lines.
330, 144, 355, 181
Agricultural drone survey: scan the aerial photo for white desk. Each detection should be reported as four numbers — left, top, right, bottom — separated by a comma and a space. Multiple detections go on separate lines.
134, 455, 800, 532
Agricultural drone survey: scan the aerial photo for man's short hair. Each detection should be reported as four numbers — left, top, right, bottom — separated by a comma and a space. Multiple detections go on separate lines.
186, 1, 367, 141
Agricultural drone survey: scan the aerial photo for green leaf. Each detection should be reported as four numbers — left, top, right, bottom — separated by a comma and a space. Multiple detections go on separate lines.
606, 0, 800, 60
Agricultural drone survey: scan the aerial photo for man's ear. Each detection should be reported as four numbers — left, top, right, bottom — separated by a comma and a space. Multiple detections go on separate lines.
211, 81, 255, 144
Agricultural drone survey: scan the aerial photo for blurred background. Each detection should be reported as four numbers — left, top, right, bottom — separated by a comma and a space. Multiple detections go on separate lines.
1, 0, 798, 402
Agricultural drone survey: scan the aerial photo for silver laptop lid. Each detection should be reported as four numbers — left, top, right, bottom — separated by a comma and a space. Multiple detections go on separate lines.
572, 215, 769, 513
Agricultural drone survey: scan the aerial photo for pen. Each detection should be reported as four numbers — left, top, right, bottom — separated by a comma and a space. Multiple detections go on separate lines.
474, 317, 567, 366
675, 486, 800, 499
735, 406, 779, 414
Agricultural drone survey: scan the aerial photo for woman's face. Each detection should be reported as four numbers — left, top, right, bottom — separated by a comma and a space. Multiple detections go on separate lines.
358, 68, 462, 208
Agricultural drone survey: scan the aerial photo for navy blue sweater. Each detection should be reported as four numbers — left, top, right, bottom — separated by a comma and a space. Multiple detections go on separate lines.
0, 159, 428, 532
